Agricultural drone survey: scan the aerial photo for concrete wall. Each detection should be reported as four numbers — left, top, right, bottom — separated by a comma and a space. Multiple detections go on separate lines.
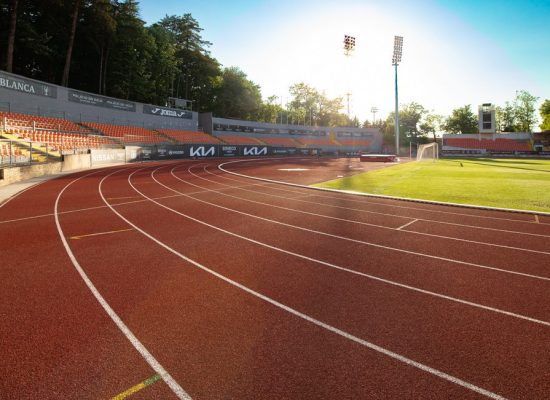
0, 70, 198, 131
0, 162, 62, 187
62, 154, 91, 171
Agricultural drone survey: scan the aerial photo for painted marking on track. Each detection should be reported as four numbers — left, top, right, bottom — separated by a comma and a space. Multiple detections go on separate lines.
69, 228, 134, 240
110, 374, 161, 400
56, 168, 190, 400
534, 215, 540, 223
104, 167, 508, 400
181, 166, 550, 275
217, 159, 550, 225
397, 219, 418, 230
160, 166, 550, 325
278, 168, 310, 171
107, 196, 140, 200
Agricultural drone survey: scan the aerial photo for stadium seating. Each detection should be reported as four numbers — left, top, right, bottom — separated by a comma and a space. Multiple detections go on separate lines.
83, 122, 166, 144
294, 137, 338, 147
216, 135, 266, 145
337, 138, 372, 147
158, 129, 221, 144
444, 137, 531, 151
259, 137, 301, 147
0, 111, 92, 133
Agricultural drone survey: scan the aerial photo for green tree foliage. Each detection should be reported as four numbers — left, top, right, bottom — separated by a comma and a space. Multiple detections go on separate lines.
513, 90, 539, 132
256, 95, 284, 123
419, 113, 444, 142
495, 102, 516, 132
399, 102, 428, 142
443, 105, 479, 134
540, 99, 550, 132
212, 67, 262, 119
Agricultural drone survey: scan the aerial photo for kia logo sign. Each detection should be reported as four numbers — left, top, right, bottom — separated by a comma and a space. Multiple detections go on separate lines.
243, 146, 268, 156
190, 146, 216, 157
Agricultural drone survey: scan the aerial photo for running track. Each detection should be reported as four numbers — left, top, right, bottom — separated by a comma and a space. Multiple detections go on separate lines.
1, 157, 549, 399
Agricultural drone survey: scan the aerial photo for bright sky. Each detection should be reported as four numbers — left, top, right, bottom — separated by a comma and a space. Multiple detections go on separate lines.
139, 0, 549, 123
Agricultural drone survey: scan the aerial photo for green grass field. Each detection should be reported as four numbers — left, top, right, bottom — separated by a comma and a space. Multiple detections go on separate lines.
314, 158, 550, 212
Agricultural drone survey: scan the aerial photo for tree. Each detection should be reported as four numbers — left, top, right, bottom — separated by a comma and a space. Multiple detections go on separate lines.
399, 102, 428, 142
419, 113, 444, 142
513, 90, 539, 132
540, 99, 550, 131
60, 0, 81, 86
212, 67, 262, 119
5, 0, 18, 72
443, 105, 478, 134
257, 95, 284, 123
158, 14, 220, 110
495, 102, 516, 132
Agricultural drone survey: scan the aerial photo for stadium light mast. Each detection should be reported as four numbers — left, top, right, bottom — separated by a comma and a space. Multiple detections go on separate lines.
392, 35, 403, 155
371, 106, 378, 127
343, 35, 356, 122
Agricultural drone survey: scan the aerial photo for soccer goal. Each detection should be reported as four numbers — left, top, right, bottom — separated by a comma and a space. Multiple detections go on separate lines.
416, 142, 439, 162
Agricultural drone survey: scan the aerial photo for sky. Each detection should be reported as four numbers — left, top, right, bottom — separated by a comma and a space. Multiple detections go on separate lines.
138, 0, 549, 123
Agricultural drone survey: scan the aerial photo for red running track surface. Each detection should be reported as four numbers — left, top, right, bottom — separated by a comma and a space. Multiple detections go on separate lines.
0, 158, 549, 399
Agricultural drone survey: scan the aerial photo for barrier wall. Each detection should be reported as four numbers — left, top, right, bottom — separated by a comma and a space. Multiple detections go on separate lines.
0, 70, 198, 130
0, 144, 321, 188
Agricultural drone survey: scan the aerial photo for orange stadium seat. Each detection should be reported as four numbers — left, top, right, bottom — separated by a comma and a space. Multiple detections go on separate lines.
158, 129, 221, 144
83, 122, 167, 145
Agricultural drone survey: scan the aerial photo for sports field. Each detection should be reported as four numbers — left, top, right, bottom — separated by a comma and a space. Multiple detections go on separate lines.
314, 158, 550, 213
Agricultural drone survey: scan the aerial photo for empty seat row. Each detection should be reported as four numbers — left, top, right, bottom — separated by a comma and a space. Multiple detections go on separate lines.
158, 129, 221, 144
84, 122, 166, 144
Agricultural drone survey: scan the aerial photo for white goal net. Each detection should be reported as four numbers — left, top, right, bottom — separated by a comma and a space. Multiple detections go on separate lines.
416, 142, 439, 162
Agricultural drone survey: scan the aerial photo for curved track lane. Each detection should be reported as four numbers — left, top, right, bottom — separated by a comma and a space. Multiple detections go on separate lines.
1, 158, 549, 399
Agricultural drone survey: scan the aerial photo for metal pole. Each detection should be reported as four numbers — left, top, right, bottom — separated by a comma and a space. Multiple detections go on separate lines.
394, 63, 400, 156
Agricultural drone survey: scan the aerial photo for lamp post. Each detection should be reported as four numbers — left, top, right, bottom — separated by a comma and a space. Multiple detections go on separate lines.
343, 35, 355, 122
392, 36, 403, 155
371, 106, 378, 127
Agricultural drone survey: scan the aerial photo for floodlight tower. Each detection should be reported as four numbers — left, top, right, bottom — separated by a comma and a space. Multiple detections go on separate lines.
343, 35, 356, 121
371, 106, 378, 127
392, 36, 403, 155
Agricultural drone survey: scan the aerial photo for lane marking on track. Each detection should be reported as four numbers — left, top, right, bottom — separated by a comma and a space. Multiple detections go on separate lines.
0, 183, 270, 226
107, 196, 141, 200
397, 219, 418, 230
535, 215, 540, 223
205, 164, 550, 238
110, 374, 161, 400
56, 168, 191, 400
217, 159, 550, 226
153, 166, 550, 326
181, 164, 550, 260
102, 167, 508, 400
69, 228, 134, 240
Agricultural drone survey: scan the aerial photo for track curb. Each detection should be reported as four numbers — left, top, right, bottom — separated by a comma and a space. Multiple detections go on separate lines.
218, 158, 550, 218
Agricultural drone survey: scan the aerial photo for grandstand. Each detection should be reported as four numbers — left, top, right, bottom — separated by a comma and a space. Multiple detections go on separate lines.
442, 133, 534, 155
211, 117, 382, 153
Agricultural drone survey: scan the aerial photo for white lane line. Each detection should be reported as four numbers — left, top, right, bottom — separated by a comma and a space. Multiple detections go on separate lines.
205, 164, 550, 238
217, 160, 550, 231
193, 165, 550, 256
179, 165, 549, 282
397, 219, 419, 231
54, 167, 191, 400
112, 167, 507, 400
151, 166, 550, 326
0, 183, 268, 226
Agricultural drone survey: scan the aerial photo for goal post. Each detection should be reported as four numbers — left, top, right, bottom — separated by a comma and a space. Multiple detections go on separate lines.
416, 142, 439, 162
